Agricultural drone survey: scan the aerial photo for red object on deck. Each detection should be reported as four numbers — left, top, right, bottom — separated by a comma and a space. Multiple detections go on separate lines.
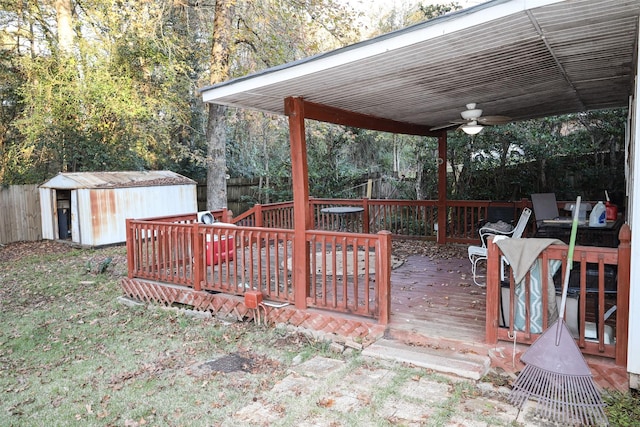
605, 202, 618, 221
206, 236, 235, 265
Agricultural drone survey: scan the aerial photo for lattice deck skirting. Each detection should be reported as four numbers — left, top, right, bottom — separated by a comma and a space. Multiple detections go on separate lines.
120, 278, 385, 346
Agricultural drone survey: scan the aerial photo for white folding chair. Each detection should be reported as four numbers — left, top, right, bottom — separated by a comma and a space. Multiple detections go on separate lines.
468, 207, 532, 286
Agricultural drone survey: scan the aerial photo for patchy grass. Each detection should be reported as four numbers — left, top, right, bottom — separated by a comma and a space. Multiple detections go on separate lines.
2, 241, 636, 426
0, 242, 331, 426
603, 389, 640, 426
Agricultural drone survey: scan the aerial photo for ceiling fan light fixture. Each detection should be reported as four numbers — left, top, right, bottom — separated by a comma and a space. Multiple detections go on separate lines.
462, 123, 483, 135
460, 103, 483, 120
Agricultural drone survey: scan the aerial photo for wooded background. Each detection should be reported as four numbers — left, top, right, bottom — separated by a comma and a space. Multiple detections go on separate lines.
0, 1, 627, 227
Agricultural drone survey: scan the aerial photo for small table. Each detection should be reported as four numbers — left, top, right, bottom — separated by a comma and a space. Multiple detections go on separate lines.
534, 218, 623, 248
321, 207, 364, 231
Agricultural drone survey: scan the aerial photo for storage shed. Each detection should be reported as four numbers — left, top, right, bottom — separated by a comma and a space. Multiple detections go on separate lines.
40, 171, 197, 246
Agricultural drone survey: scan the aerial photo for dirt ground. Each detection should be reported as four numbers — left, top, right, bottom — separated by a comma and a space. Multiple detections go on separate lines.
0, 240, 74, 264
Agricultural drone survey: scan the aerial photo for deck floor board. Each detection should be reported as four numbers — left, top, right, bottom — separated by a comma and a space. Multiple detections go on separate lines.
390, 254, 486, 343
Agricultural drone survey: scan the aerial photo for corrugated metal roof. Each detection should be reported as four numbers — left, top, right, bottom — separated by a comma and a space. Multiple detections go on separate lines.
40, 171, 196, 189
200, 0, 639, 129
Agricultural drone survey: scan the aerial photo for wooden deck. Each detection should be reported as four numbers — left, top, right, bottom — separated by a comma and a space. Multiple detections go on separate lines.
389, 253, 485, 343
122, 208, 630, 392
385, 250, 628, 391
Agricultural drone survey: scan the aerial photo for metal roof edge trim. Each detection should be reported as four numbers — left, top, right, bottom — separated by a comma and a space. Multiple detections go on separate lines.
200, 0, 564, 108
39, 171, 196, 189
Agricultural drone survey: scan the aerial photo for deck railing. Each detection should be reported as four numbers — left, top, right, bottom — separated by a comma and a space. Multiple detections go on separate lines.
233, 198, 545, 243
125, 213, 392, 321
485, 225, 630, 365
305, 230, 392, 320
124, 200, 629, 364
233, 201, 294, 228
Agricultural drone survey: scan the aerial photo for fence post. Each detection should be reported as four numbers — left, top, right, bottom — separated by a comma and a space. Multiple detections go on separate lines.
362, 198, 370, 234
485, 236, 501, 344
307, 199, 315, 230
126, 219, 135, 279
255, 204, 263, 228
376, 231, 392, 325
616, 224, 630, 366
193, 223, 202, 291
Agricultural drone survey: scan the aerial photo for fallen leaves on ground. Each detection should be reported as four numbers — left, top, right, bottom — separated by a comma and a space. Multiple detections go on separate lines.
0, 240, 73, 263
392, 240, 467, 260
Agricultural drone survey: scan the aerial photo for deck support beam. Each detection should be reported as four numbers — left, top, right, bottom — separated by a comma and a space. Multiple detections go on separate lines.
283, 96, 450, 313
437, 133, 447, 244
285, 97, 311, 309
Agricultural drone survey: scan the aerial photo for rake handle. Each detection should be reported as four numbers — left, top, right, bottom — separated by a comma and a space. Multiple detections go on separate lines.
556, 196, 581, 345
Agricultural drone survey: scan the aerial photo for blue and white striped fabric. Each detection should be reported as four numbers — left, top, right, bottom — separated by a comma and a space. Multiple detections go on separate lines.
496, 238, 566, 333
512, 258, 561, 333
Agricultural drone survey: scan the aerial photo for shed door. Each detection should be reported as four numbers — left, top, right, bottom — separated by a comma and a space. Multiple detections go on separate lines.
71, 190, 80, 244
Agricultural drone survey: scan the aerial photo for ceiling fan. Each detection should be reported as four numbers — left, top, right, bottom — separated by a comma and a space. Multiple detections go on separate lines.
431, 103, 512, 134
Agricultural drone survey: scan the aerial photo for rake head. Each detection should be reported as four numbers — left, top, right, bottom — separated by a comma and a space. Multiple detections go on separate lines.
509, 364, 607, 425
508, 321, 608, 425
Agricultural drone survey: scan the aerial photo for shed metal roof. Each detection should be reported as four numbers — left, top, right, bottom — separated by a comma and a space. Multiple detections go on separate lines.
40, 171, 196, 190
200, 0, 639, 130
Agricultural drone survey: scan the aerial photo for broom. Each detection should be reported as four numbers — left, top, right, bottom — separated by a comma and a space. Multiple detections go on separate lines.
508, 196, 608, 426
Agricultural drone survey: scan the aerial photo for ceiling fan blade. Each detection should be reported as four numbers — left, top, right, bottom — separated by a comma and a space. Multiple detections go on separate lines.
477, 115, 511, 125
429, 123, 458, 131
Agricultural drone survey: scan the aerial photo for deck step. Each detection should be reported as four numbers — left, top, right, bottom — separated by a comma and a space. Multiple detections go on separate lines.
362, 338, 490, 381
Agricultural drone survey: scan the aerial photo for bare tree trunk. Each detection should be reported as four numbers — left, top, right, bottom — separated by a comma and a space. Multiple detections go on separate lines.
539, 157, 547, 189
206, 0, 234, 210
55, 0, 74, 172
415, 162, 424, 200
263, 124, 270, 204
55, 0, 74, 55
207, 104, 229, 209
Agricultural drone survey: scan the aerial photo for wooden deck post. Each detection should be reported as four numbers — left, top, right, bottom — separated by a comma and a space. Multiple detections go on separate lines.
437, 132, 447, 244
285, 97, 311, 309
126, 219, 134, 279
362, 198, 370, 234
193, 222, 202, 291
616, 224, 630, 366
254, 204, 263, 227
485, 236, 501, 344
377, 230, 392, 324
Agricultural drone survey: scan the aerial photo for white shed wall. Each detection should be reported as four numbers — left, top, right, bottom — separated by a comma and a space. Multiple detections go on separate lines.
76, 184, 197, 246
39, 188, 56, 240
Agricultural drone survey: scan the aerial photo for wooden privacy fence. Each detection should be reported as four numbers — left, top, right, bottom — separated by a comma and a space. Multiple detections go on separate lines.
197, 178, 260, 214
0, 185, 602, 247
0, 184, 41, 244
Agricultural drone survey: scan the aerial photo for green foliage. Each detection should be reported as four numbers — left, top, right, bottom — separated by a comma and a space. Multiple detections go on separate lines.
1, 0, 211, 184
0, 0, 629, 211
463, 110, 627, 203
419, 2, 463, 20
370, 1, 462, 35
603, 389, 640, 426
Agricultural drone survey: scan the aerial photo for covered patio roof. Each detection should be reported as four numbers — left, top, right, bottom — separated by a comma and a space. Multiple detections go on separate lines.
201, 0, 639, 129
199, 0, 640, 385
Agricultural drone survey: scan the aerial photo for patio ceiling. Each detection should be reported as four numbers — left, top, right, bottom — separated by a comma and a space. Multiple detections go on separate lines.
200, 0, 639, 131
